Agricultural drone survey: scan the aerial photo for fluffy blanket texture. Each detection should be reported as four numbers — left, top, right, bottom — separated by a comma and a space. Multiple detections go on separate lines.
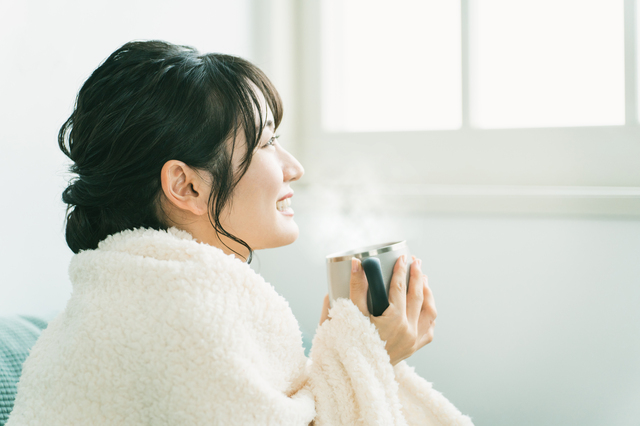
7, 227, 473, 425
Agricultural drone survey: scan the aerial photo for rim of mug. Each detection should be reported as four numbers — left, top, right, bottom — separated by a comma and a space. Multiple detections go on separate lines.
326, 241, 407, 263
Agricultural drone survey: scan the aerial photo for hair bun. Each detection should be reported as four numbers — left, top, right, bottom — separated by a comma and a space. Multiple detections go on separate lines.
62, 179, 114, 253
63, 203, 100, 254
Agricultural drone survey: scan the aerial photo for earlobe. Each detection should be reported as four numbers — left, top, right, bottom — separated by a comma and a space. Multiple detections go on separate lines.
160, 160, 209, 216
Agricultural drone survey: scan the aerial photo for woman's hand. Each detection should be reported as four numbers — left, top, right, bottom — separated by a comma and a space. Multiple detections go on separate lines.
319, 294, 331, 326
349, 255, 437, 366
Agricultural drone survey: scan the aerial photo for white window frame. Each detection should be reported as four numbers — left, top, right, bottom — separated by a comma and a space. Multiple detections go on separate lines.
252, 0, 640, 217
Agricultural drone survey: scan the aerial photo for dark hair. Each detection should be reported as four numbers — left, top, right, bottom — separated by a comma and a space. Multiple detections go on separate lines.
59, 40, 282, 259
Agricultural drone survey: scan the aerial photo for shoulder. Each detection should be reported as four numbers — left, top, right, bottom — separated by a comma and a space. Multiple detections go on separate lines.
65, 227, 300, 349
68, 227, 245, 294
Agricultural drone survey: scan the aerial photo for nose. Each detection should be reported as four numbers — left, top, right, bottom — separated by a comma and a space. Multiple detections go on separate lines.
281, 147, 304, 182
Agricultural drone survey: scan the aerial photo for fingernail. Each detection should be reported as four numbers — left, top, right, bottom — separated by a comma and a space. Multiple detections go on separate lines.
351, 257, 360, 273
417, 259, 422, 269
401, 255, 407, 266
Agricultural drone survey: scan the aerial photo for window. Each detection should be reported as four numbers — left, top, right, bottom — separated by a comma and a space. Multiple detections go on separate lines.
321, 0, 461, 132
470, 0, 625, 129
254, 0, 640, 216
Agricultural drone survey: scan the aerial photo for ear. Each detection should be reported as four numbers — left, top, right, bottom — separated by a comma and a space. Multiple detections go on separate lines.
160, 160, 210, 216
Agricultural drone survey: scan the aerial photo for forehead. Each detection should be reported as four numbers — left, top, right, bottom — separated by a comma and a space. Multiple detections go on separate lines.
251, 86, 275, 129
229, 88, 275, 158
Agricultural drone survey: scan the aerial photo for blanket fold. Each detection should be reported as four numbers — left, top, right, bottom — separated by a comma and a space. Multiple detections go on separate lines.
7, 227, 472, 426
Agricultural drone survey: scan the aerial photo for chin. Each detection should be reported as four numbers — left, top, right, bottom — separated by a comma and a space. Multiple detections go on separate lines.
261, 224, 299, 250
282, 229, 299, 246
277, 226, 300, 247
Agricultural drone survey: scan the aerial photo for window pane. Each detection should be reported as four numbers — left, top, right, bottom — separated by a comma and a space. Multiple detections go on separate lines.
469, 0, 625, 129
321, 0, 461, 132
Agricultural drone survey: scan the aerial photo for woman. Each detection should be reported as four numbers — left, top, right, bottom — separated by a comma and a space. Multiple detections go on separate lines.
7, 41, 472, 425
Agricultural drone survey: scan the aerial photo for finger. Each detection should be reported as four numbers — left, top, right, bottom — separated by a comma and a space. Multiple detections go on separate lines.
418, 322, 435, 348
349, 258, 370, 317
418, 277, 437, 336
406, 257, 424, 326
319, 294, 330, 325
421, 276, 436, 318
388, 255, 408, 314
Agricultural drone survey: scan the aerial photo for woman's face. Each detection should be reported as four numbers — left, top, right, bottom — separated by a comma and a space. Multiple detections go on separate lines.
218, 97, 304, 253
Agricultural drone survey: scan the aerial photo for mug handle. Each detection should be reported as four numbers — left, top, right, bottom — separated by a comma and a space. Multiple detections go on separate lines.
361, 257, 390, 317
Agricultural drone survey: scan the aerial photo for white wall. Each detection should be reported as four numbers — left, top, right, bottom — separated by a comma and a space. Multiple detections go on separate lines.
0, 0, 252, 316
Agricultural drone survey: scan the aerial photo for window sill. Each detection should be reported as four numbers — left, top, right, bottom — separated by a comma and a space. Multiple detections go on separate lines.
293, 184, 640, 218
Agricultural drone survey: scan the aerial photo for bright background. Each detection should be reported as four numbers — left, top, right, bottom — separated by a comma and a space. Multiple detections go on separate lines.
1, 1, 639, 425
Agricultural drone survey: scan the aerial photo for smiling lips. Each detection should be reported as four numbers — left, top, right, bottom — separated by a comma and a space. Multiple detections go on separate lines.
276, 197, 292, 212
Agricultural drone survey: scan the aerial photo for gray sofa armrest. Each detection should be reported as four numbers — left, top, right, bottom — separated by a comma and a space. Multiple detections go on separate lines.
0, 316, 47, 426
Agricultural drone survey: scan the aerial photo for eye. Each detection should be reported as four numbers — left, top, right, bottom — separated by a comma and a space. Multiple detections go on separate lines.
264, 133, 280, 148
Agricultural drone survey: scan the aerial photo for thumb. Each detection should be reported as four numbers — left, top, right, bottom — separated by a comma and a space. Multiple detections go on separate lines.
319, 294, 330, 325
349, 258, 370, 317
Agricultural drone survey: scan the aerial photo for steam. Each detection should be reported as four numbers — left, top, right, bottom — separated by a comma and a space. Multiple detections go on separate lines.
295, 183, 404, 259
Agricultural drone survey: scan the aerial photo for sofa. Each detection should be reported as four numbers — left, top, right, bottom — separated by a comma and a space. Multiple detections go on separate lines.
0, 317, 47, 426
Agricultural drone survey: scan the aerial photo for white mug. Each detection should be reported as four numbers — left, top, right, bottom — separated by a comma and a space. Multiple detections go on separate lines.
326, 241, 412, 316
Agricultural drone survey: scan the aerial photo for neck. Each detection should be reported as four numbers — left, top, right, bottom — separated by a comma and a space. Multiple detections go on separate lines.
207, 233, 251, 262
163, 210, 251, 262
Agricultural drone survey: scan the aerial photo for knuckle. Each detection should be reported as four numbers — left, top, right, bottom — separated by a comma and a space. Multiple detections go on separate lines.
350, 277, 366, 290
386, 304, 399, 317
410, 278, 423, 294
392, 278, 405, 293
413, 284, 424, 299
426, 329, 434, 344
411, 263, 421, 278
427, 303, 437, 316
382, 307, 399, 321
396, 321, 412, 341
403, 338, 416, 354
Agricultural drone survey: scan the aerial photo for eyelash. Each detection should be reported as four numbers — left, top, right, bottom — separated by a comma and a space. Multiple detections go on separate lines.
265, 134, 280, 147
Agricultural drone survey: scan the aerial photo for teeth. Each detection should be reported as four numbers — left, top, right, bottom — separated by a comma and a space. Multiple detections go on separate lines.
276, 198, 291, 211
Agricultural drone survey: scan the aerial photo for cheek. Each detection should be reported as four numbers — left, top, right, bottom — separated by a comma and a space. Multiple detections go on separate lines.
219, 153, 299, 250
232, 158, 282, 218
250, 164, 279, 196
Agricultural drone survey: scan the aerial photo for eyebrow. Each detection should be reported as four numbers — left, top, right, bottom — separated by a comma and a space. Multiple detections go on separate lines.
255, 119, 275, 136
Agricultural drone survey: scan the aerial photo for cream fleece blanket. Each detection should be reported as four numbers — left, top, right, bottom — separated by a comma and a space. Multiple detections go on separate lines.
7, 227, 473, 425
